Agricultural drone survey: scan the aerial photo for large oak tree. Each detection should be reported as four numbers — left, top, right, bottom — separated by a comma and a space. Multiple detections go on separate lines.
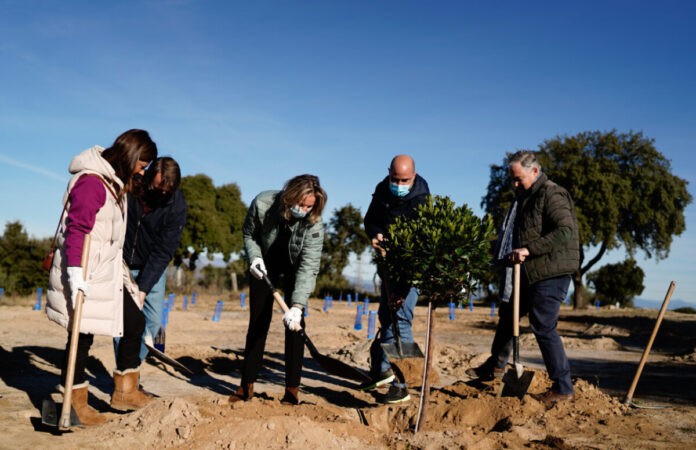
482, 130, 692, 308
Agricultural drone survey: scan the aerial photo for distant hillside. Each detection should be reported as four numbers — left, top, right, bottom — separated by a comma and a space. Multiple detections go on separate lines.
632, 297, 694, 310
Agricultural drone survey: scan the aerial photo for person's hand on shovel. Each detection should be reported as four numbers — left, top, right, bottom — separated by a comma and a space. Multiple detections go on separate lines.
282, 305, 303, 332
372, 233, 386, 257
250, 257, 267, 280
509, 248, 529, 264
388, 291, 405, 310
66, 266, 89, 308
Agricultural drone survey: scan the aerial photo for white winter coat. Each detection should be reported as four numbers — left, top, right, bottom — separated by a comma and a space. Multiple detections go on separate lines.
46, 146, 140, 337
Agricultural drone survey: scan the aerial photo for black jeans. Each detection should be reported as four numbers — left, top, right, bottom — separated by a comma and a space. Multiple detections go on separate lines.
61, 288, 145, 386
241, 268, 305, 388
490, 273, 574, 394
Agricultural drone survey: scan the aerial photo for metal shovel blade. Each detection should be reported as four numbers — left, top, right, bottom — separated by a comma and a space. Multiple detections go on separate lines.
144, 333, 193, 375
496, 368, 535, 399
381, 341, 424, 360
41, 398, 81, 429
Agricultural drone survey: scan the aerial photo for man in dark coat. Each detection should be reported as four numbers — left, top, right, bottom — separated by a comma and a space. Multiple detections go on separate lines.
118, 157, 187, 362
467, 150, 580, 403
359, 154, 430, 404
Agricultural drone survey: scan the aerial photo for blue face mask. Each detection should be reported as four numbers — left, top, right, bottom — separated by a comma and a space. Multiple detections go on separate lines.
290, 205, 309, 219
390, 182, 411, 197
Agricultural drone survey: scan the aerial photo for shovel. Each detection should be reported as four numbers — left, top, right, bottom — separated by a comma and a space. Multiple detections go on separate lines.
497, 263, 534, 398
143, 332, 193, 375
379, 276, 424, 361
258, 267, 370, 383
41, 235, 91, 430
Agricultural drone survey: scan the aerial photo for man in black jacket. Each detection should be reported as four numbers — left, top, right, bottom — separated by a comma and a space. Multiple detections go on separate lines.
359, 155, 429, 403
467, 151, 579, 403
119, 157, 187, 362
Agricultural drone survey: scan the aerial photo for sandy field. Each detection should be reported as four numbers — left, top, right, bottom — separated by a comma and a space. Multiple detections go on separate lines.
1, 292, 695, 449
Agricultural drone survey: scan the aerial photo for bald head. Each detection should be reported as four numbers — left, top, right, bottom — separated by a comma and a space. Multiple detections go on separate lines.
388, 154, 417, 194
390, 155, 415, 174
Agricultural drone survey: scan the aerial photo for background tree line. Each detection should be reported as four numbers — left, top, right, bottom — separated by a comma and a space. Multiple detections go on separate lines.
1, 129, 691, 308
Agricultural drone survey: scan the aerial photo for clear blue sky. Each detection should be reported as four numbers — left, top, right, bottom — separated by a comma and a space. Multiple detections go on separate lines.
1, 1, 694, 304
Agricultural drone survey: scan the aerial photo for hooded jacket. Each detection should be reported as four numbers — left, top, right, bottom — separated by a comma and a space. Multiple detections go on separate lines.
123, 189, 187, 294
363, 174, 430, 239
242, 190, 324, 307
46, 146, 139, 337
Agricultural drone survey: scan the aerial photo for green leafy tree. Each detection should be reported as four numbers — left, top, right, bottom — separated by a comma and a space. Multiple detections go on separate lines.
587, 259, 645, 307
379, 196, 494, 305
0, 221, 50, 295
482, 130, 692, 308
177, 174, 247, 270
315, 204, 370, 294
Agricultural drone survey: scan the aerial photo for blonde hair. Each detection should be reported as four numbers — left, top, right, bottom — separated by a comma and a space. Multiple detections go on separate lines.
279, 174, 326, 224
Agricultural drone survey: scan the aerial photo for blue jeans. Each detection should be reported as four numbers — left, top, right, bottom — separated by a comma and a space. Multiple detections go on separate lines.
490, 274, 573, 394
114, 269, 167, 363
369, 284, 418, 382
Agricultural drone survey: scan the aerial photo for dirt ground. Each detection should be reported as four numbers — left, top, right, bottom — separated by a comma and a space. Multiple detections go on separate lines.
1, 293, 695, 449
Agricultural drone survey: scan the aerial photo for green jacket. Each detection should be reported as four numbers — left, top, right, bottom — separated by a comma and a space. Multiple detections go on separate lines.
242, 190, 324, 307
516, 173, 580, 284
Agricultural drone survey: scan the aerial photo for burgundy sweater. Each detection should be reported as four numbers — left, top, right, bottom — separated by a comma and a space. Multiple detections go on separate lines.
64, 176, 106, 266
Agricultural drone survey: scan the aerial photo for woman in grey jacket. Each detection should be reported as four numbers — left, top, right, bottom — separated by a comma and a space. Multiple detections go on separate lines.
230, 174, 326, 405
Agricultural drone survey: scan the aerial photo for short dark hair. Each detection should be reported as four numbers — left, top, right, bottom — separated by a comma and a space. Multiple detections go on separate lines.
145, 156, 181, 191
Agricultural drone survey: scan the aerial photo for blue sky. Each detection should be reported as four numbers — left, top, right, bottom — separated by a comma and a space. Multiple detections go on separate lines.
1, 1, 694, 304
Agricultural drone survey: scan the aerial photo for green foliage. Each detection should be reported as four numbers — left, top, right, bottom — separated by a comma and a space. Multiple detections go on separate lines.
0, 221, 50, 295
587, 259, 645, 307
178, 174, 247, 270
316, 204, 370, 294
379, 195, 495, 305
482, 130, 692, 308
674, 307, 696, 315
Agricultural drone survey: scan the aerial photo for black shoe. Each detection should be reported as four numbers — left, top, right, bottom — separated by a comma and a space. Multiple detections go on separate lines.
357, 369, 395, 391
382, 385, 410, 404
465, 360, 505, 380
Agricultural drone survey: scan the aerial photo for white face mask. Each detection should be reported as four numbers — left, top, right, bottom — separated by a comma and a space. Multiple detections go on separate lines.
290, 205, 309, 219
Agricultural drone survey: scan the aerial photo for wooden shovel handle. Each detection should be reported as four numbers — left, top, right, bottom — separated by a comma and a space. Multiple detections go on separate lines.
259, 268, 302, 330
624, 281, 676, 404
513, 264, 520, 337
60, 234, 91, 429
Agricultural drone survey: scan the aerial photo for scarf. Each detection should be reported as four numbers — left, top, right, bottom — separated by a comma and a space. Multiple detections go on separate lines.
493, 199, 518, 302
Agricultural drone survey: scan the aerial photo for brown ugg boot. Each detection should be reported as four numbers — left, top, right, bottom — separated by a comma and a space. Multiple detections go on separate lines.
281, 387, 299, 405
59, 382, 107, 426
111, 368, 153, 410
229, 383, 254, 404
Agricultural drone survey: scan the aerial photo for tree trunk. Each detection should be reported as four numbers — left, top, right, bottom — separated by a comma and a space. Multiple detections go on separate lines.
176, 266, 183, 288
230, 272, 238, 293
572, 269, 587, 309
415, 301, 435, 433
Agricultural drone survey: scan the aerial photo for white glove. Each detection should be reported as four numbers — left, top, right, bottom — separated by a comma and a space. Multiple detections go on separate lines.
282, 306, 303, 332
250, 257, 267, 280
66, 266, 88, 308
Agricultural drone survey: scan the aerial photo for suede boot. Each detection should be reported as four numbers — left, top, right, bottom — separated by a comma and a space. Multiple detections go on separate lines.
59, 382, 107, 426
229, 383, 254, 404
281, 387, 299, 405
111, 368, 153, 410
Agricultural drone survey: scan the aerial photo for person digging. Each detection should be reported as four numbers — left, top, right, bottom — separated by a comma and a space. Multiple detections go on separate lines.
358, 154, 430, 403
466, 150, 579, 403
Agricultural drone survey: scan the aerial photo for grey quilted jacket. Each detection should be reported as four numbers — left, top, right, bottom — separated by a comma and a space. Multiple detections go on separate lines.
242, 190, 324, 307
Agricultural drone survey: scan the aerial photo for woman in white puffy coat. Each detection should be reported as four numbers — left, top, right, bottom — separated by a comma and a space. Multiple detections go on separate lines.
46, 129, 157, 425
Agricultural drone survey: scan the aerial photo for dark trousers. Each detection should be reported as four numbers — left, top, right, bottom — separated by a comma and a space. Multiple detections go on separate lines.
61, 289, 145, 386
490, 274, 574, 394
241, 269, 305, 388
